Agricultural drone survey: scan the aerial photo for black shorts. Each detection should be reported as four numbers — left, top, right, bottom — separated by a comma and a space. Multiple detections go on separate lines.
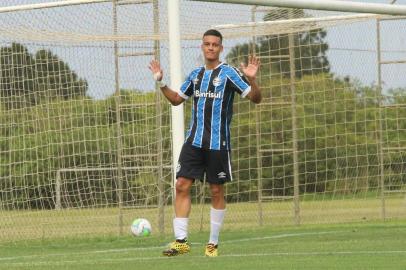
176, 143, 232, 184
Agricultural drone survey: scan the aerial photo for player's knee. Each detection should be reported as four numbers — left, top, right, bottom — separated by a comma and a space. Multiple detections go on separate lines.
175, 178, 192, 194
210, 184, 224, 198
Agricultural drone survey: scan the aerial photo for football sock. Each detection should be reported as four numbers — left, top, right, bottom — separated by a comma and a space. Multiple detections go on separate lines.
173, 217, 188, 241
209, 207, 226, 245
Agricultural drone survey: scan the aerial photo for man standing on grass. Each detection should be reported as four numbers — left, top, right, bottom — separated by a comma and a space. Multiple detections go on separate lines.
149, 29, 261, 257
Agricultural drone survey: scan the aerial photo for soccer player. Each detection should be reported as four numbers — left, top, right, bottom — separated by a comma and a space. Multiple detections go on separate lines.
148, 29, 261, 257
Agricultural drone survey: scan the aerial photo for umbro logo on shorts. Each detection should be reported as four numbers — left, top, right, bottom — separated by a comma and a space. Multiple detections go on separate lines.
217, 172, 227, 178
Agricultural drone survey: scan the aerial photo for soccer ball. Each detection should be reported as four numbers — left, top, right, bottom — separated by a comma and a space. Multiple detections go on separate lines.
130, 218, 152, 237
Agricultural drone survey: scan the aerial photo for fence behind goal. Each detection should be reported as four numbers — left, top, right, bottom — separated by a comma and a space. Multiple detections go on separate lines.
0, 0, 405, 243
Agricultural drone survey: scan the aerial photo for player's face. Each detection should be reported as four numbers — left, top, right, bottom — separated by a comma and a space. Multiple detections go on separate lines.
201, 35, 223, 62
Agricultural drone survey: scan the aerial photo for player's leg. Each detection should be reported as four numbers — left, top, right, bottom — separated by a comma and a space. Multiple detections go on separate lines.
204, 149, 231, 257
163, 143, 205, 256
163, 177, 193, 256
173, 177, 193, 240
207, 183, 226, 257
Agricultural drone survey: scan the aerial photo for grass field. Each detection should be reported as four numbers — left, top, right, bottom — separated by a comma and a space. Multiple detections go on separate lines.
1, 220, 405, 270
2, 196, 405, 242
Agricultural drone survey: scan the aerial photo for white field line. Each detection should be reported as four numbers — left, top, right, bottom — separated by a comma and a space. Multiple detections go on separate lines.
0, 230, 373, 264
222, 230, 346, 243
3, 250, 406, 267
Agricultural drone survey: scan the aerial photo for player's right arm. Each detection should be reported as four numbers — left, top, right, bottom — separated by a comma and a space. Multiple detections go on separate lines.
148, 60, 185, 106
159, 85, 185, 106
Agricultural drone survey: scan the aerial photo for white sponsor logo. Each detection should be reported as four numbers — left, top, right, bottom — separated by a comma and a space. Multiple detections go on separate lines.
193, 78, 199, 85
176, 163, 181, 173
217, 172, 227, 179
213, 77, 222, 87
194, 90, 222, 99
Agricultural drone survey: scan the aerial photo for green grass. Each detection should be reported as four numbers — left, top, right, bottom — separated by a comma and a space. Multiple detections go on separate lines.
1, 220, 405, 270
1, 196, 405, 242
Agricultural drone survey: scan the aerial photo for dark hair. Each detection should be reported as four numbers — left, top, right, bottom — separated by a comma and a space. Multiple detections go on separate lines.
203, 29, 223, 43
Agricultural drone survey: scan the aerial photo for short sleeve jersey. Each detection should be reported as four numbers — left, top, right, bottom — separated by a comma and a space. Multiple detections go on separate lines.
179, 62, 251, 151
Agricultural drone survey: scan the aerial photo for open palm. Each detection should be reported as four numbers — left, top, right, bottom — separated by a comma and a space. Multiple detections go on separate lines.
148, 60, 163, 81
240, 55, 260, 80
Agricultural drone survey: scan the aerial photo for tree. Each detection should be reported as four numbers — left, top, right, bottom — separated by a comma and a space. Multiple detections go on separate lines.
0, 43, 88, 108
0, 43, 37, 106
226, 8, 330, 78
35, 49, 87, 100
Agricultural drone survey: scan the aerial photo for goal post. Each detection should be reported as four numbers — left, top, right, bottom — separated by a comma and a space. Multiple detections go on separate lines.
189, 0, 406, 16
0, 0, 111, 13
167, 0, 185, 200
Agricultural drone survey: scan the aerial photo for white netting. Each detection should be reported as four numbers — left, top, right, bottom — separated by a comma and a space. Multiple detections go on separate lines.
0, 0, 405, 243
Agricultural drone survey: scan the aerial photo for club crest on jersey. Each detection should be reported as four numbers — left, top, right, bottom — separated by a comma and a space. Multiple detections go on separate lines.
212, 77, 222, 87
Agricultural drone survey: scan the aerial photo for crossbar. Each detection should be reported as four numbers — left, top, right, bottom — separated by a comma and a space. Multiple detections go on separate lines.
190, 0, 406, 16
0, 0, 110, 14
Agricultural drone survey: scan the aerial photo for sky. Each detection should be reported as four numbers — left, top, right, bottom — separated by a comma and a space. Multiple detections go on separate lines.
0, 0, 405, 98
325, 8, 406, 91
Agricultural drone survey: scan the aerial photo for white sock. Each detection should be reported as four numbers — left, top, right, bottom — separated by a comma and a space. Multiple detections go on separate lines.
209, 207, 226, 245
173, 217, 188, 240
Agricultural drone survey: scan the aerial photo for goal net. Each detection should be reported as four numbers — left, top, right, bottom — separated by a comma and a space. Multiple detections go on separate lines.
0, 0, 405, 243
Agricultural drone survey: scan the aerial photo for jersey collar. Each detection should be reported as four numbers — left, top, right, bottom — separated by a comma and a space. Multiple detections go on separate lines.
204, 62, 224, 71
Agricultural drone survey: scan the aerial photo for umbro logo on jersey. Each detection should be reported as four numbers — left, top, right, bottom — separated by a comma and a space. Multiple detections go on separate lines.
236, 68, 244, 77
193, 78, 199, 85
217, 172, 227, 178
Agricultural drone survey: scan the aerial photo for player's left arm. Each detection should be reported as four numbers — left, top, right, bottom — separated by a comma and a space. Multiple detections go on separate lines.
240, 55, 262, 104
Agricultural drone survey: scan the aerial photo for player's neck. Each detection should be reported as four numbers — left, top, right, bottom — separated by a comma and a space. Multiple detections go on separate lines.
205, 59, 221, 70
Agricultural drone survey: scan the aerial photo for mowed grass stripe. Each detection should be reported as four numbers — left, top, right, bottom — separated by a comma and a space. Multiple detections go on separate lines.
0, 222, 405, 270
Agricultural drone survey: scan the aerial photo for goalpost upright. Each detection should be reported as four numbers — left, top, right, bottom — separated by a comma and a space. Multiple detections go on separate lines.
167, 0, 185, 202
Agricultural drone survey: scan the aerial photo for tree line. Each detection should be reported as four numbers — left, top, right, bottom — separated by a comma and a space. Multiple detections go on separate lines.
0, 42, 87, 109
1, 75, 405, 209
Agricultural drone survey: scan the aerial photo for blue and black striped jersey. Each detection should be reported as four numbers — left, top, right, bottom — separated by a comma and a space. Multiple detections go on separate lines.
179, 62, 251, 151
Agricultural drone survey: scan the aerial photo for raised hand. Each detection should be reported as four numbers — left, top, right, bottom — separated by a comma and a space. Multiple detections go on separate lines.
148, 59, 163, 81
240, 55, 260, 80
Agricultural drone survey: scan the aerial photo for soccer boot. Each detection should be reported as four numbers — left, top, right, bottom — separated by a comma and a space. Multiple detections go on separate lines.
162, 239, 190, 256
205, 243, 218, 257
